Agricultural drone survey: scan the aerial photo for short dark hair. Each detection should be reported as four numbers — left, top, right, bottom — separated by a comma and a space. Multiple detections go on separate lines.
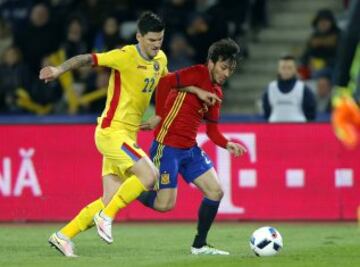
279, 54, 296, 61
207, 38, 240, 64
137, 11, 165, 35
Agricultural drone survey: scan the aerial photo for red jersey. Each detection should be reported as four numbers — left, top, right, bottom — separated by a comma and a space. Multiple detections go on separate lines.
154, 64, 228, 149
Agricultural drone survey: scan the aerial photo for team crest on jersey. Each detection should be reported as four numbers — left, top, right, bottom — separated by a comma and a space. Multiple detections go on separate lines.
153, 61, 160, 71
160, 172, 170, 185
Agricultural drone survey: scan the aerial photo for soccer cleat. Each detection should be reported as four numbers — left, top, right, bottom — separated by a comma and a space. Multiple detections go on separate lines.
191, 244, 230, 255
94, 211, 113, 244
48, 232, 77, 257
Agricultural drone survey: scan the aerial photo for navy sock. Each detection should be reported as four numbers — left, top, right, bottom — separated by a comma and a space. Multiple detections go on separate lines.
137, 190, 157, 209
192, 198, 220, 248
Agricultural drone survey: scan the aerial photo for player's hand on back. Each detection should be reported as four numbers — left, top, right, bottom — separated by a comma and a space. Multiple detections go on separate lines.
195, 89, 221, 106
226, 142, 247, 157
39, 66, 62, 83
183, 86, 221, 106
140, 115, 162, 130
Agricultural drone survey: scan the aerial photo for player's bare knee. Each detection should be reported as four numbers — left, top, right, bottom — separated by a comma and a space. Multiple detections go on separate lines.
205, 187, 224, 201
167, 201, 176, 211
154, 196, 176, 212
139, 177, 154, 190
137, 168, 158, 190
147, 168, 159, 189
156, 205, 170, 212
156, 201, 175, 212
217, 188, 224, 200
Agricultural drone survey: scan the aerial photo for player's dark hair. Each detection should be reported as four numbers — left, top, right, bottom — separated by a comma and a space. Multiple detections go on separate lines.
279, 54, 296, 61
137, 11, 165, 35
207, 38, 240, 64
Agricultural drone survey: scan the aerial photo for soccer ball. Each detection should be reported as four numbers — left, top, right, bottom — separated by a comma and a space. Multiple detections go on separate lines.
249, 226, 283, 257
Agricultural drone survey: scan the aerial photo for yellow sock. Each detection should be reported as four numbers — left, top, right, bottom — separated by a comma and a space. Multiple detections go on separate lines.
103, 175, 146, 219
60, 198, 104, 239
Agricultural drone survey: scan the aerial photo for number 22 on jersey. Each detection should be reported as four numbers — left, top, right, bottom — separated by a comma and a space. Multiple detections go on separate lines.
142, 77, 155, 93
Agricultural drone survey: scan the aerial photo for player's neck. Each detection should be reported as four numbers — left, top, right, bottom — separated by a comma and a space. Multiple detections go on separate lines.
136, 43, 152, 61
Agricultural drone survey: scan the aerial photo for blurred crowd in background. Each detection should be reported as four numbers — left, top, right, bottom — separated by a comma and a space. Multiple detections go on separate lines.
0, 0, 358, 119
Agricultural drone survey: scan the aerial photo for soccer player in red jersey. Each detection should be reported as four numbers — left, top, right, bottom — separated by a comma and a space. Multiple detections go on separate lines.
139, 38, 247, 255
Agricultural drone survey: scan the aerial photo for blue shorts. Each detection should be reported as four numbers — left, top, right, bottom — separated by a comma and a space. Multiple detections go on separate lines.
150, 141, 214, 189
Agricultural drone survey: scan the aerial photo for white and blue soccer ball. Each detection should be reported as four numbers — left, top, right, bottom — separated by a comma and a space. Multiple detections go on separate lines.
249, 226, 283, 257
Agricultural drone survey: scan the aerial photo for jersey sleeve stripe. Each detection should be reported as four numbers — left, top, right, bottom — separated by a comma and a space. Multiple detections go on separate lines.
101, 70, 121, 128
156, 92, 186, 143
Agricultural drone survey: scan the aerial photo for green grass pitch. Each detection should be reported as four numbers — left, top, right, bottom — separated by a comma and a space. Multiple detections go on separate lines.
1, 222, 360, 267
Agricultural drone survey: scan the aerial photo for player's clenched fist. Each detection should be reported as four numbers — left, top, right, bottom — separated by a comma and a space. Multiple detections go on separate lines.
226, 141, 247, 157
39, 66, 62, 83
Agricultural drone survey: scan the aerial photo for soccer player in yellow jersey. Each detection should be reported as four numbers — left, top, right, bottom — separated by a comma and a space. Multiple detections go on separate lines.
39, 12, 219, 257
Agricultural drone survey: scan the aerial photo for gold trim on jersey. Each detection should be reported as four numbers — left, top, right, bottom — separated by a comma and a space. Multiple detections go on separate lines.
156, 92, 186, 143
153, 143, 165, 168
153, 143, 165, 191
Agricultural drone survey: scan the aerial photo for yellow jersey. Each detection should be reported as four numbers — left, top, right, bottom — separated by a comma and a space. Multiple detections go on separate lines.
92, 44, 168, 132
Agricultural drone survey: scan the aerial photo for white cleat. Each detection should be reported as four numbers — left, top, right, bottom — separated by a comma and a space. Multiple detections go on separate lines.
191, 245, 230, 256
94, 211, 113, 244
48, 232, 78, 257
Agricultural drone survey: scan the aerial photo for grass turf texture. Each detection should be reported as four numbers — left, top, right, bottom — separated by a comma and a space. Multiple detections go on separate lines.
0, 222, 359, 267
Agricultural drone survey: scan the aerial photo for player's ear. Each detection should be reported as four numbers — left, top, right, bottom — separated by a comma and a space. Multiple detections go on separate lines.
208, 59, 215, 69
136, 32, 142, 42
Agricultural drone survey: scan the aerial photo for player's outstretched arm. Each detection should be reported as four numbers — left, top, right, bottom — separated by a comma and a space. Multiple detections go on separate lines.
39, 54, 93, 83
206, 122, 247, 157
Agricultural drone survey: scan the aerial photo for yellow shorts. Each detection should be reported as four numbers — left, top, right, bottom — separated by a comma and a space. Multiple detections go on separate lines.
95, 126, 147, 180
